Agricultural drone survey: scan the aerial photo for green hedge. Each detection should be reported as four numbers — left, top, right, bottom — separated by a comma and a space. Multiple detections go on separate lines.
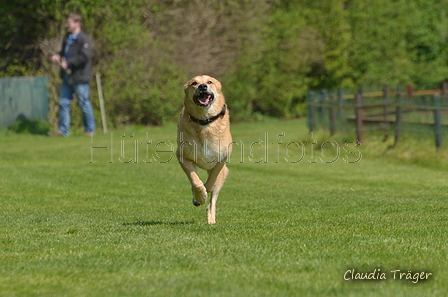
1, 0, 448, 125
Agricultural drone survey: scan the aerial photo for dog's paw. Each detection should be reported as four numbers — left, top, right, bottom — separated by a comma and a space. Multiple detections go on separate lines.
191, 185, 207, 205
192, 197, 201, 207
207, 206, 216, 224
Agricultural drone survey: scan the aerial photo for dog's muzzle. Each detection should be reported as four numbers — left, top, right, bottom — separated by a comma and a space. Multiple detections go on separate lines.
193, 84, 215, 107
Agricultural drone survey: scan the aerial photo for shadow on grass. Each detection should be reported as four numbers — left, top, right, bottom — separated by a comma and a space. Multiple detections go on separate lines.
8, 115, 50, 135
122, 221, 195, 226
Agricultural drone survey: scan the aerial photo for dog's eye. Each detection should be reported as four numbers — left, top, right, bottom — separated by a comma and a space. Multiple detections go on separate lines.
207, 81, 213, 84
191, 81, 197, 86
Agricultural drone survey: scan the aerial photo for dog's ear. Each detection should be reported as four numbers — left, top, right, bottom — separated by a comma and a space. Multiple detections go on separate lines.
184, 79, 193, 96
211, 77, 222, 93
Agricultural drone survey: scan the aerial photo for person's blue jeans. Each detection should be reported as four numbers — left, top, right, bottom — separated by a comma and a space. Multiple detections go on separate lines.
58, 79, 95, 136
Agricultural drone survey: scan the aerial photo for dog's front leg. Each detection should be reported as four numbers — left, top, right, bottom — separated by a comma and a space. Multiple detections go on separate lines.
179, 158, 207, 206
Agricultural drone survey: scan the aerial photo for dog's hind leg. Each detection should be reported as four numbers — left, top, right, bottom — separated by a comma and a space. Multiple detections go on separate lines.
207, 165, 229, 224
204, 159, 227, 193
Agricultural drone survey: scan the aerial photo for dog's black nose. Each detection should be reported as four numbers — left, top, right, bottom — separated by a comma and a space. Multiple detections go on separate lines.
198, 83, 207, 90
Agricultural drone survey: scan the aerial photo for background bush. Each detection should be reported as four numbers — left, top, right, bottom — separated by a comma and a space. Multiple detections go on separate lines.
1, 0, 448, 126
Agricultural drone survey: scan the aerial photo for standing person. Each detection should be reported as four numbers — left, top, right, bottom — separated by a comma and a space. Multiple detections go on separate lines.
49, 12, 95, 137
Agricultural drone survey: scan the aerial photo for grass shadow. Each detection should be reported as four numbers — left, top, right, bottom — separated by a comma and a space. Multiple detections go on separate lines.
122, 221, 195, 226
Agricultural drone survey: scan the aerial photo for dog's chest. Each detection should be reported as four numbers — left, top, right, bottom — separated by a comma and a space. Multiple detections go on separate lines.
196, 138, 221, 161
179, 130, 229, 169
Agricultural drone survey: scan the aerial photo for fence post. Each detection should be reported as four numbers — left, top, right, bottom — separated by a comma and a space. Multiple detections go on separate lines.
383, 84, 390, 140
442, 81, 447, 102
433, 93, 442, 149
395, 84, 403, 144
329, 93, 336, 136
406, 83, 414, 103
319, 89, 327, 126
355, 92, 363, 143
95, 72, 108, 135
337, 88, 344, 121
307, 91, 316, 133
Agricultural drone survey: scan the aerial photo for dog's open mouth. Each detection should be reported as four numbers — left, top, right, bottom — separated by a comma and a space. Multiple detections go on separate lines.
194, 92, 214, 107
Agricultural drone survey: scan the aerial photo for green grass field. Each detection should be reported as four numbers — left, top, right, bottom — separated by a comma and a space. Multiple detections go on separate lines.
0, 119, 446, 296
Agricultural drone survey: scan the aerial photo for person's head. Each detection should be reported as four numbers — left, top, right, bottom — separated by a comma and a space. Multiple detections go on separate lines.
66, 13, 82, 34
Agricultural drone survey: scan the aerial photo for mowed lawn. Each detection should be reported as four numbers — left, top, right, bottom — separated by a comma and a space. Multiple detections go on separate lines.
0, 119, 446, 296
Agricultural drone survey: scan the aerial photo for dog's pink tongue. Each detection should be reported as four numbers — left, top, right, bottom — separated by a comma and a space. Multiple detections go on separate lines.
200, 94, 211, 105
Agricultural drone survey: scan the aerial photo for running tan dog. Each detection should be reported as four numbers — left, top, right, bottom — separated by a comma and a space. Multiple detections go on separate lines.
176, 75, 232, 224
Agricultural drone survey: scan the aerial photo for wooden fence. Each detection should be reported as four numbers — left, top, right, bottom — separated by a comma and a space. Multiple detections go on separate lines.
307, 82, 448, 149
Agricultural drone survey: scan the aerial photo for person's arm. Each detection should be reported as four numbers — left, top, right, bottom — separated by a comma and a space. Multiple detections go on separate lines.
51, 38, 66, 64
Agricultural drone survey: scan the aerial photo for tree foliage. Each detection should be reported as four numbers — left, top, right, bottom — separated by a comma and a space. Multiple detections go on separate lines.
1, 0, 448, 125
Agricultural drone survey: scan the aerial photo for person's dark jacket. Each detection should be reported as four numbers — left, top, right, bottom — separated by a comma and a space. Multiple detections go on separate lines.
58, 31, 92, 85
